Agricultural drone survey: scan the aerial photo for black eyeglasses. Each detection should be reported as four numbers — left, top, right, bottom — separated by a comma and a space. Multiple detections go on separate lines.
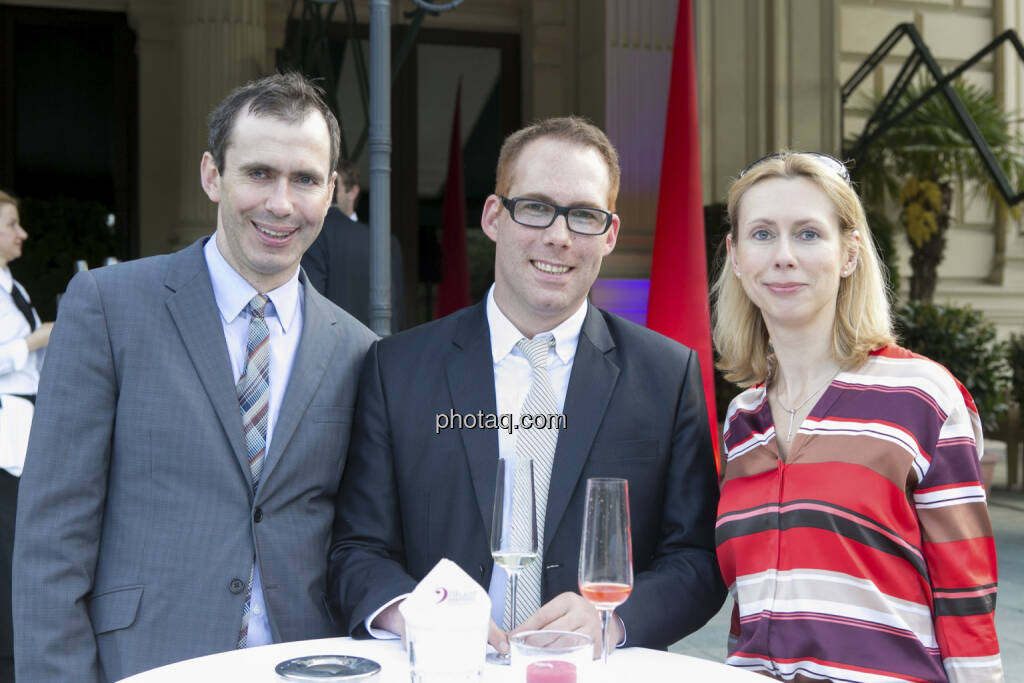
498, 196, 613, 236
739, 152, 852, 185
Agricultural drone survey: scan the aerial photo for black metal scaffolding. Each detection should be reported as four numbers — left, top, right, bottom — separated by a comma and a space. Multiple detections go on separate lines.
841, 22, 1024, 206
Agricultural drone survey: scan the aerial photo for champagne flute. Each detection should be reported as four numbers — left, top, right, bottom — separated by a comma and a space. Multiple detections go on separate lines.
578, 477, 633, 663
489, 456, 538, 664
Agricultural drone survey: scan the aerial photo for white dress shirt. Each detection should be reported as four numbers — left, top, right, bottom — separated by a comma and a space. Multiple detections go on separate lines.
0, 268, 44, 477
365, 286, 586, 637
484, 287, 585, 625
0, 267, 43, 395
204, 236, 304, 647
486, 292, 625, 645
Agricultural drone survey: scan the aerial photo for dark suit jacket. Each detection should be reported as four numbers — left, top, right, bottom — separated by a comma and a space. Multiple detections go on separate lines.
302, 207, 404, 332
13, 238, 377, 682
329, 299, 725, 649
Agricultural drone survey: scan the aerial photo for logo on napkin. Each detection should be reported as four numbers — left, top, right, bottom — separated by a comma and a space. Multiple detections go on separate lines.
399, 558, 490, 627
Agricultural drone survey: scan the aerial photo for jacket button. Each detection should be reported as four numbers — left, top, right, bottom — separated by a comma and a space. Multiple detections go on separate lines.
253, 507, 263, 523
229, 578, 244, 594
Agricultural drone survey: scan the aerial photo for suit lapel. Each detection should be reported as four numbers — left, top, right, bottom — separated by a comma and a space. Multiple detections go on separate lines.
446, 302, 501, 536
258, 276, 340, 490
544, 304, 618, 553
164, 239, 251, 485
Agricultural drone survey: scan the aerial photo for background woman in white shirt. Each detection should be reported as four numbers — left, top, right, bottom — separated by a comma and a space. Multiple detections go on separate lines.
0, 189, 52, 683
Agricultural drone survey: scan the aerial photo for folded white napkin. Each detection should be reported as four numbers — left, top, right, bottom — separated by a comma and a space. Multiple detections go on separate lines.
399, 559, 489, 676
0, 395, 33, 477
399, 558, 490, 629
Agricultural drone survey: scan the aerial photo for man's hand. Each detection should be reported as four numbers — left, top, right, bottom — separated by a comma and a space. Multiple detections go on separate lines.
370, 600, 406, 646
510, 592, 624, 659
488, 619, 509, 655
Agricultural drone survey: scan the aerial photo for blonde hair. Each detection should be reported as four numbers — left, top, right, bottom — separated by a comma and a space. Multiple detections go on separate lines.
711, 152, 894, 386
0, 190, 17, 209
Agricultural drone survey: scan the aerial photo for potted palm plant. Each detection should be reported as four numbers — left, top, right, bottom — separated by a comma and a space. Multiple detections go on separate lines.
848, 78, 1024, 301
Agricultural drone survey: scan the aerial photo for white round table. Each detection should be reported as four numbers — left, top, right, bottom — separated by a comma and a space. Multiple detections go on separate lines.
119, 636, 765, 682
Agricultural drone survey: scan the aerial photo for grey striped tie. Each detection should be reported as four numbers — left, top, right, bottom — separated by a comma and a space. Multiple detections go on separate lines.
504, 335, 559, 630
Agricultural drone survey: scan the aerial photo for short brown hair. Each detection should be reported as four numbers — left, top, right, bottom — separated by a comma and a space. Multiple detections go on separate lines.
494, 116, 621, 211
207, 71, 340, 177
712, 152, 895, 386
0, 190, 17, 209
337, 159, 360, 192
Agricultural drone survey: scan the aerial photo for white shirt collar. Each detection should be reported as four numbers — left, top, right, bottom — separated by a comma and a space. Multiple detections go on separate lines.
486, 284, 588, 365
0, 267, 12, 294
203, 234, 301, 333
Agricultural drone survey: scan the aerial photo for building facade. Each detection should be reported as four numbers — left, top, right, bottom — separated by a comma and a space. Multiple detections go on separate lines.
2, 0, 1023, 335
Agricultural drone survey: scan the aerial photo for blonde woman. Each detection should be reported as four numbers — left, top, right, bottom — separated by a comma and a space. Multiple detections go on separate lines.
712, 153, 1002, 682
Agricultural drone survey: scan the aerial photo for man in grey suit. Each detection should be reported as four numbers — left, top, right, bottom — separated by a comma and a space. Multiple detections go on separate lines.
12, 73, 376, 682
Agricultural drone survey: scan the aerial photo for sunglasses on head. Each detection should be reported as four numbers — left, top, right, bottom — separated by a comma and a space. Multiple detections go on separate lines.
739, 152, 852, 185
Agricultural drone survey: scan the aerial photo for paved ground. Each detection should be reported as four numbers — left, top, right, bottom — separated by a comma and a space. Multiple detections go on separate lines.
670, 457, 1024, 681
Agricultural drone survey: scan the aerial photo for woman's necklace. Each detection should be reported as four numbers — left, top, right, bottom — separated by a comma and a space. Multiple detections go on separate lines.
773, 369, 840, 442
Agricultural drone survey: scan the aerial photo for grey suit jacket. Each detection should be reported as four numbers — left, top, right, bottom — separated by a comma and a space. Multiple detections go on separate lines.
12, 238, 376, 682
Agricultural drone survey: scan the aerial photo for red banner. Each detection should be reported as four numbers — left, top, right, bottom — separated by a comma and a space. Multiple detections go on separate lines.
434, 81, 470, 318
646, 0, 720, 462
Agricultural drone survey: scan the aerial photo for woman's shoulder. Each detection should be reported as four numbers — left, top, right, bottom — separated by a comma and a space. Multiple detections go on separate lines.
856, 343, 977, 415
724, 383, 768, 426
863, 343, 960, 384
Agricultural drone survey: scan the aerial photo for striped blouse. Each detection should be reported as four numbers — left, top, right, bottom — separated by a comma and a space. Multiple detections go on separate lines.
716, 345, 1002, 682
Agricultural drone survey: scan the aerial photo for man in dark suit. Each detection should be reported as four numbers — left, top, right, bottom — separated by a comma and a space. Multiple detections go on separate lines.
13, 73, 376, 682
302, 160, 404, 332
330, 117, 725, 655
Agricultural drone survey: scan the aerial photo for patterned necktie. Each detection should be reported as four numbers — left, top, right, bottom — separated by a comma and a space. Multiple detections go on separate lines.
503, 336, 559, 630
237, 294, 270, 491
236, 294, 269, 648
10, 284, 37, 332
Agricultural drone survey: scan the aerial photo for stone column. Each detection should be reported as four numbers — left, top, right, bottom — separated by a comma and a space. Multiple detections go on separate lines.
698, 0, 838, 203
176, 0, 266, 248
522, 0, 577, 120
991, 0, 1021, 284
128, 0, 181, 257
600, 0, 676, 278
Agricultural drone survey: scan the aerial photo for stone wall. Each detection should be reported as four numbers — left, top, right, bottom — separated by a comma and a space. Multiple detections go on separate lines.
839, 0, 1024, 336
6, 0, 1024, 336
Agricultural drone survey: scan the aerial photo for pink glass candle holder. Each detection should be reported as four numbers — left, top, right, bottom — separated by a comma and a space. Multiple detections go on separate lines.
511, 631, 591, 683
526, 660, 577, 683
